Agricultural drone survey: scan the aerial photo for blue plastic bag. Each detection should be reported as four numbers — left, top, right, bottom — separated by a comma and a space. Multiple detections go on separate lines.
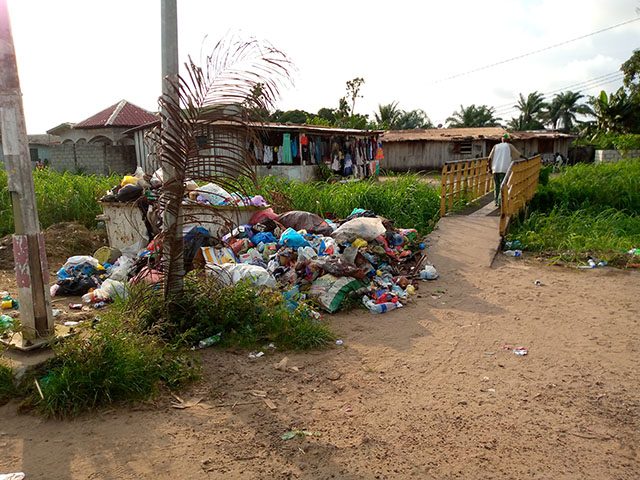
279, 228, 310, 249
252, 232, 278, 246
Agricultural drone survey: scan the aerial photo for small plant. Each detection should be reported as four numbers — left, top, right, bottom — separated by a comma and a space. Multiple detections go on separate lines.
115, 276, 335, 351
0, 364, 19, 404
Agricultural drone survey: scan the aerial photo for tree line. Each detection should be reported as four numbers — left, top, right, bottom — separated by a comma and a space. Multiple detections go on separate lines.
263, 50, 639, 139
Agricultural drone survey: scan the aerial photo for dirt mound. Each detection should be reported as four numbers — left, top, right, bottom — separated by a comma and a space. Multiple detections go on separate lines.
0, 222, 107, 270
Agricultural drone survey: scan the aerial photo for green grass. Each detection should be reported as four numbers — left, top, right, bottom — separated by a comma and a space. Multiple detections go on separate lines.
0, 167, 118, 237
0, 364, 19, 404
117, 276, 336, 351
249, 174, 441, 235
509, 158, 640, 255
30, 315, 198, 418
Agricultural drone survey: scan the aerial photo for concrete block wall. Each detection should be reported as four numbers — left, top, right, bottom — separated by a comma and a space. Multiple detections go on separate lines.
594, 149, 640, 164
50, 144, 137, 175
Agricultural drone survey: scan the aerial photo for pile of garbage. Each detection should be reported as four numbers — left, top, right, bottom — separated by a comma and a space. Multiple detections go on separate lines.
49, 173, 440, 315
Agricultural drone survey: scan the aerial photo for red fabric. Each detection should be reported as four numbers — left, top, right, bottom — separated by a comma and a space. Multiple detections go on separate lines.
249, 207, 279, 225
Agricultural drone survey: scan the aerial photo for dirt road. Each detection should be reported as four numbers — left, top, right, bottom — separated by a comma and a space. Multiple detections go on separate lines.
0, 254, 638, 479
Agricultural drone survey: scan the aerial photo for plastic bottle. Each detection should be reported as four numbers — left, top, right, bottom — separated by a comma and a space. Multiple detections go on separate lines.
597, 261, 608, 267
198, 333, 222, 349
503, 250, 522, 257
587, 258, 596, 268
420, 265, 438, 280
368, 302, 400, 314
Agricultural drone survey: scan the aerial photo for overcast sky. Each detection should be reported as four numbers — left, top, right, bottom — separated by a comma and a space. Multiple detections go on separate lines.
7, 0, 639, 133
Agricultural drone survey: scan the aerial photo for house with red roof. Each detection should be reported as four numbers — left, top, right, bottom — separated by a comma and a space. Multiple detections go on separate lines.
46, 100, 157, 174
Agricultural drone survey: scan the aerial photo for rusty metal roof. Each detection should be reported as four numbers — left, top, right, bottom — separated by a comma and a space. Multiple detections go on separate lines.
381, 127, 508, 142
382, 127, 575, 143
74, 100, 158, 129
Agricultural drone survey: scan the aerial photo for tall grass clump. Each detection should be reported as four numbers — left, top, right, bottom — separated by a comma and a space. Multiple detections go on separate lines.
31, 315, 198, 418
117, 276, 335, 351
0, 167, 117, 237
509, 158, 640, 254
249, 174, 441, 234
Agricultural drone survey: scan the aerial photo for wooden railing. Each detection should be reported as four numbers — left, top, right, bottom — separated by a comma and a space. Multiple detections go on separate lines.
440, 157, 493, 216
499, 155, 542, 235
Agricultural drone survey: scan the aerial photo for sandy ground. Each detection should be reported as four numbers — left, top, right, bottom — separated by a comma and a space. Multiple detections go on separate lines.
0, 252, 638, 479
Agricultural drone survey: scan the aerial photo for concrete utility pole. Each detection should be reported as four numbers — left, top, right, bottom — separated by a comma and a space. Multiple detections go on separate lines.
160, 0, 184, 296
0, 0, 53, 344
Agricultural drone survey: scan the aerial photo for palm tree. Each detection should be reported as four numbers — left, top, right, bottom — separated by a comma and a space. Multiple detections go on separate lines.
587, 88, 635, 133
545, 91, 589, 132
154, 37, 291, 298
446, 104, 501, 127
512, 91, 546, 130
394, 109, 433, 129
375, 102, 402, 129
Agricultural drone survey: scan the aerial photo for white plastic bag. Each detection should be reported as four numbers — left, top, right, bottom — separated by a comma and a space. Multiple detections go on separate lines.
198, 183, 231, 205
150, 168, 164, 188
108, 256, 135, 281
62, 255, 99, 272
205, 263, 277, 288
331, 217, 386, 244
296, 246, 318, 266
82, 279, 127, 303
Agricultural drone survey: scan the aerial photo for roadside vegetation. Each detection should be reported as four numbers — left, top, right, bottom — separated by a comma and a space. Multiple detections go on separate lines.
508, 159, 640, 262
0, 167, 117, 237
251, 173, 442, 235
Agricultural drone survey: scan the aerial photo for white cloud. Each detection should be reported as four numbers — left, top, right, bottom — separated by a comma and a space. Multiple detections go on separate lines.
6, 0, 638, 132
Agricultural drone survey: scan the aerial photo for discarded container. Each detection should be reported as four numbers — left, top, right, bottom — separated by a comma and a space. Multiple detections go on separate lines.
533, 280, 542, 286
93, 302, 106, 309
513, 347, 528, 356
419, 265, 438, 280
336, 340, 343, 346
198, 333, 221, 349
503, 250, 522, 257
69, 303, 83, 310
367, 302, 401, 314
505, 240, 521, 248
0, 314, 14, 332
1, 300, 12, 310
597, 261, 608, 267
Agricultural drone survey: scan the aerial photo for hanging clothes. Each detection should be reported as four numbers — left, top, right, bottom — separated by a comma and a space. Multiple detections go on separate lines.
263, 145, 273, 164
300, 135, 310, 162
344, 154, 353, 177
291, 136, 298, 161
281, 134, 293, 164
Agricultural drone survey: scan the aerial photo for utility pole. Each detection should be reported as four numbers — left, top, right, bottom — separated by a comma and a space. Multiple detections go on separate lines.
160, 0, 184, 296
0, 0, 53, 345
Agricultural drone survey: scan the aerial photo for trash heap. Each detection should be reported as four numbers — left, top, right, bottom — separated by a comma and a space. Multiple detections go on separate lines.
48, 171, 439, 315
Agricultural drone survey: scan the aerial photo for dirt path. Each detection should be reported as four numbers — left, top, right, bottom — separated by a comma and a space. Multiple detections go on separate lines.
0, 257, 639, 478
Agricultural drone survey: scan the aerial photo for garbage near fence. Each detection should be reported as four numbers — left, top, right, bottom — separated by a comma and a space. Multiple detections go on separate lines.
45, 170, 440, 322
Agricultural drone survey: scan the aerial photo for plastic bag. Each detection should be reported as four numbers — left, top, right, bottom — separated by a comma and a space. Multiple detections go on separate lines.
205, 263, 277, 288
150, 168, 163, 188
276, 211, 333, 236
198, 183, 231, 205
280, 228, 310, 249
308, 274, 364, 313
296, 246, 318, 266
250, 207, 279, 225
332, 217, 386, 244
82, 279, 127, 303
108, 256, 135, 281
62, 255, 100, 273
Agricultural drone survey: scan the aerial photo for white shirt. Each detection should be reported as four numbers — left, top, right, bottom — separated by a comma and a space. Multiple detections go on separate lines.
489, 142, 522, 173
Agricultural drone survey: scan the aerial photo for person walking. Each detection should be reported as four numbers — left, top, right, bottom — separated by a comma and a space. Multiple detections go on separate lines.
488, 133, 525, 207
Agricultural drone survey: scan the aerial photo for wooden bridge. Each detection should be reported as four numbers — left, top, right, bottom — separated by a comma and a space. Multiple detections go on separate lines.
428, 156, 542, 270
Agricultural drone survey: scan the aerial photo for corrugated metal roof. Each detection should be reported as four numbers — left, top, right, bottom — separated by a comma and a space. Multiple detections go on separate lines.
27, 134, 61, 145
382, 127, 575, 142
123, 120, 382, 136
382, 127, 507, 142
74, 100, 158, 129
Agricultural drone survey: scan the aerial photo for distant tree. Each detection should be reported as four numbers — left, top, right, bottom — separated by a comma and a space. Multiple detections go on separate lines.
446, 104, 501, 127
342, 77, 365, 116
545, 91, 589, 132
272, 109, 310, 124
587, 88, 636, 133
621, 49, 640, 99
374, 102, 402, 129
394, 109, 433, 130
510, 91, 547, 130
316, 107, 337, 123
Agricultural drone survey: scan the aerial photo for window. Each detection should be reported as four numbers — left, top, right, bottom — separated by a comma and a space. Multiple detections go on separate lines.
460, 142, 472, 155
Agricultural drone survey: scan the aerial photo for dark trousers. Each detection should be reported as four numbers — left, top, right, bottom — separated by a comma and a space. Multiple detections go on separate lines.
494, 172, 506, 205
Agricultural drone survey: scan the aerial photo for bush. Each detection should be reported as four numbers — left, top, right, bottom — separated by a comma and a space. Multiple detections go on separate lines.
30, 314, 198, 418
577, 132, 640, 152
0, 167, 118, 237
116, 276, 335, 350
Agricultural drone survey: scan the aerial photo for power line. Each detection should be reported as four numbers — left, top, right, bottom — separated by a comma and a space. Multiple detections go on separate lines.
494, 75, 624, 118
433, 17, 640, 84
492, 71, 622, 112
